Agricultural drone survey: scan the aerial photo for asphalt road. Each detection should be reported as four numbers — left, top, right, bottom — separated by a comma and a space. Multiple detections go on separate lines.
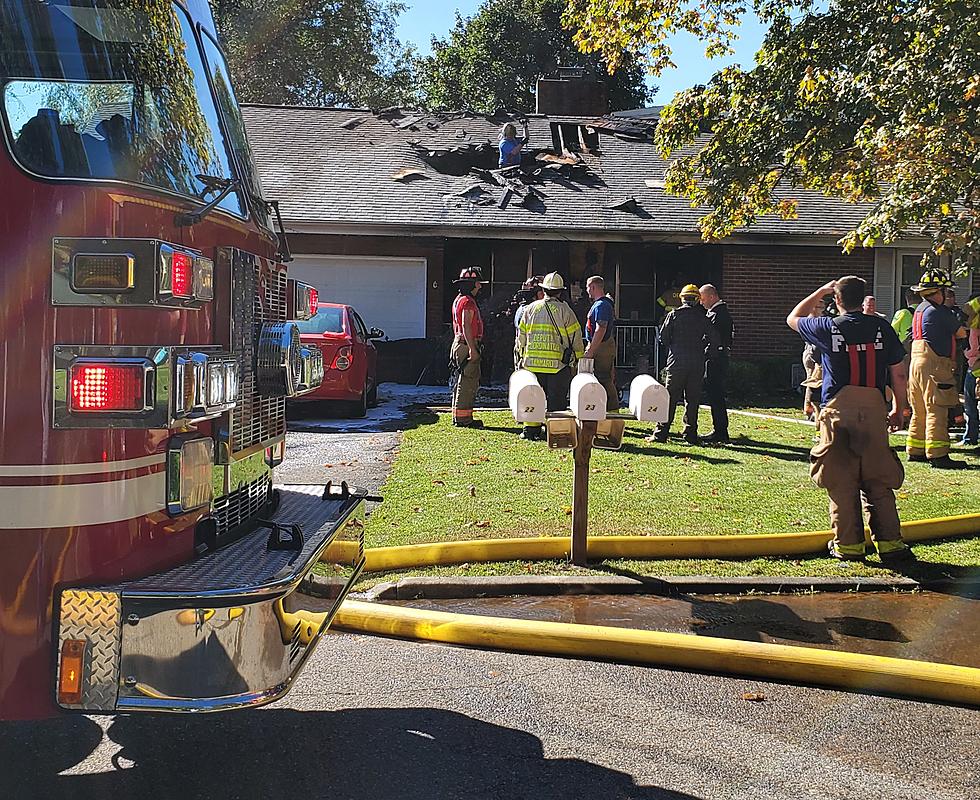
3, 632, 978, 800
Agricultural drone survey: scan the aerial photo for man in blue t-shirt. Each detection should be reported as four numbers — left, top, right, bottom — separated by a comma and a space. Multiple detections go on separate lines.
582, 275, 618, 411
787, 275, 913, 565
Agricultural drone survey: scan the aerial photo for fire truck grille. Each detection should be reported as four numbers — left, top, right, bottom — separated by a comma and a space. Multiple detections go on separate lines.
230, 253, 288, 455
213, 473, 272, 539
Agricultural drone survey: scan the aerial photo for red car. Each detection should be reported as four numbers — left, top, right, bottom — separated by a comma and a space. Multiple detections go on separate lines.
294, 303, 382, 416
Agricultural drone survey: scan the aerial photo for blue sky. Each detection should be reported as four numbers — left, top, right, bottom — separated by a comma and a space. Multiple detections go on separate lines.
397, 1, 768, 105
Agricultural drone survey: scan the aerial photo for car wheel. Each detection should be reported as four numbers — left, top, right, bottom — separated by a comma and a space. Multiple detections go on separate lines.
350, 387, 368, 418
367, 382, 378, 408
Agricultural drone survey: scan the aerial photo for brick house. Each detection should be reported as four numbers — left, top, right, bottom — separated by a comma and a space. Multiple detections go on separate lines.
241, 94, 976, 385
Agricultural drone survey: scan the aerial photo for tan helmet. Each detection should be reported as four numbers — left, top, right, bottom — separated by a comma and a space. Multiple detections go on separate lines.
540, 272, 565, 291
679, 283, 701, 299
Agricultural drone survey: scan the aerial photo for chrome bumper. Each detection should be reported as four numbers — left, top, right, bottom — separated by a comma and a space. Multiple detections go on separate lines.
55, 484, 366, 713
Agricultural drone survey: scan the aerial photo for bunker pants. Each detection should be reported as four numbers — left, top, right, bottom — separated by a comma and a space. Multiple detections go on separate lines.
592, 338, 619, 411
907, 340, 959, 460
810, 386, 906, 557
451, 336, 481, 424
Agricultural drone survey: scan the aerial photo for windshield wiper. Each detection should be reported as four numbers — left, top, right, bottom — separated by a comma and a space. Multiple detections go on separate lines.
175, 174, 241, 227
266, 199, 293, 263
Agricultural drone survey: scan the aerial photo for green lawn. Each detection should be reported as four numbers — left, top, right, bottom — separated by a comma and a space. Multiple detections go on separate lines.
334, 408, 980, 585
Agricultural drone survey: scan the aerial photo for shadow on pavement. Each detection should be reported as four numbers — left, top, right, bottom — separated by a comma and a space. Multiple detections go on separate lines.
2, 709, 705, 800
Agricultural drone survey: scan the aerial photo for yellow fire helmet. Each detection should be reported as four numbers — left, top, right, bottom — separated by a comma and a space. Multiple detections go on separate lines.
679, 283, 701, 298
912, 268, 955, 293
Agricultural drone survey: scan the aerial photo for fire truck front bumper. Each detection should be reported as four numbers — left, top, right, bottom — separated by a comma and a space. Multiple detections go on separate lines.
54, 485, 366, 714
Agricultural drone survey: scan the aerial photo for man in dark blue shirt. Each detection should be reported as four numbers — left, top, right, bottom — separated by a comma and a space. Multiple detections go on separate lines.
582, 275, 618, 411
788, 275, 913, 564
906, 269, 969, 467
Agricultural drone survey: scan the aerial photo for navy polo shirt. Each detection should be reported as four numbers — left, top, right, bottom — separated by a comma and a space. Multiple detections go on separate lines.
912, 300, 962, 358
798, 312, 906, 403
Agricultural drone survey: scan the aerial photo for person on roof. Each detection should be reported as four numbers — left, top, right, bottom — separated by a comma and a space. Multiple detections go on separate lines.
498, 121, 529, 168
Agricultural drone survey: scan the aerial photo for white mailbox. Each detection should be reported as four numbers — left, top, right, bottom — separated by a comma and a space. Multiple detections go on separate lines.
629, 374, 670, 423
569, 373, 607, 421
509, 369, 547, 424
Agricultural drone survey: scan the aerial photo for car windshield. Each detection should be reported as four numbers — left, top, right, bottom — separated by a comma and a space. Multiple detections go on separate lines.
0, 0, 243, 216
296, 307, 345, 335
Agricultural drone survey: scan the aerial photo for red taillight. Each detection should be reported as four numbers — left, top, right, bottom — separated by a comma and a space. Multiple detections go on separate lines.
309, 287, 318, 317
331, 345, 353, 371
70, 363, 145, 412
171, 251, 192, 297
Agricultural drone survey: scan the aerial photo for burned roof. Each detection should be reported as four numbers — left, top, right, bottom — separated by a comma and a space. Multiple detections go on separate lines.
241, 104, 873, 240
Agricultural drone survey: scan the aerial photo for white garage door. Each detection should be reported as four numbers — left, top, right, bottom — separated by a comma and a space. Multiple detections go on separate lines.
287, 255, 427, 340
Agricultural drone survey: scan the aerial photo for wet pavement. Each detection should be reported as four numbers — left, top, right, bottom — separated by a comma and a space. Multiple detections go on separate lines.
394, 591, 980, 668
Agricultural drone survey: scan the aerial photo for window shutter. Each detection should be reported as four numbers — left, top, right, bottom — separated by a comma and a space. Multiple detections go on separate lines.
873, 249, 897, 318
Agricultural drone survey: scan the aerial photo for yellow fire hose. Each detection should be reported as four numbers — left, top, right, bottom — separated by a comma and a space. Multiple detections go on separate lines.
333, 600, 980, 707
321, 512, 980, 572
313, 513, 980, 706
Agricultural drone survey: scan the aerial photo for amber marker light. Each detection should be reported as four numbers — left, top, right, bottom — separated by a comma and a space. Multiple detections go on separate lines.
58, 639, 86, 705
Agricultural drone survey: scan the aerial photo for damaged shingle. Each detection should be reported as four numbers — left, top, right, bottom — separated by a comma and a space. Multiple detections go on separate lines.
339, 115, 366, 129
606, 197, 641, 213
396, 116, 423, 129
391, 168, 429, 182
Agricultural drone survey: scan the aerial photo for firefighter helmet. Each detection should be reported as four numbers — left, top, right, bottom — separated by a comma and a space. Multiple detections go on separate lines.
540, 272, 565, 291
912, 268, 955, 293
679, 283, 701, 298
453, 266, 484, 284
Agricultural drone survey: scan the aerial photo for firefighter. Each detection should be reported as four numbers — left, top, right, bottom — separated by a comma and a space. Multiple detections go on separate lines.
787, 276, 914, 564
650, 284, 718, 444
582, 275, 619, 411
656, 284, 682, 321
906, 269, 969, 468
450, 267, 485, 428
515, 272, 584, 440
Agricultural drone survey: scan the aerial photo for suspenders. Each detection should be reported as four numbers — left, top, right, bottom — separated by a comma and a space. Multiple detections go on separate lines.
834, 315, 879, 388
913, 303, 957, 356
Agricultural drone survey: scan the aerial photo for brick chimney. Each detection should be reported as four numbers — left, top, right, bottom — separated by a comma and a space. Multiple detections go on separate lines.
535, 67, 609, 116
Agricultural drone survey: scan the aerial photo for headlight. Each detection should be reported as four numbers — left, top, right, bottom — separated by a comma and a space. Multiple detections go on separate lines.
167, 436, 214, 515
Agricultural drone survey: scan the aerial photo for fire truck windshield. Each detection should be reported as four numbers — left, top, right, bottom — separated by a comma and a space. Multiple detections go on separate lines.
0, 0, 248, 218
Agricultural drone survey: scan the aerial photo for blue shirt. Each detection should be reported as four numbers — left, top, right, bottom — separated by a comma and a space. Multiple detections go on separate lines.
798, 313, 905, 403
586, 296, 616, 344
514, 303, 527, 330
498, 137, 525, 167
913, 300, 962, 358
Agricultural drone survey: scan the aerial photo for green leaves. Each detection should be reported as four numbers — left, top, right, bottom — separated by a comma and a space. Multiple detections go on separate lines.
416, 0, 653, 113
566, 0, 980, 273
210, 0, 415, 108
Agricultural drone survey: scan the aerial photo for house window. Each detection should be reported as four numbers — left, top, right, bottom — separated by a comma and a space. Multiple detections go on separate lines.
873, 249, 941, 318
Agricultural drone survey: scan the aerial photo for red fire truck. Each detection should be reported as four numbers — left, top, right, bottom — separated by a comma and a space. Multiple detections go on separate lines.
0, 0, 366, 720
